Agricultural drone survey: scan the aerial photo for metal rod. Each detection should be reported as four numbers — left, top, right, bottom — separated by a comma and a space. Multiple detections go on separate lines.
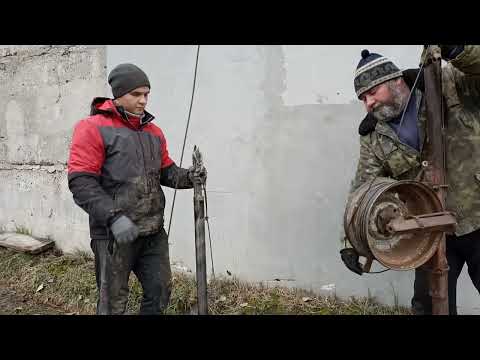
430, 233, 449, 314
193, 185, 208, 315
423, 46, 449, 315
192, 146, 208, 315
387, 213, 456, 234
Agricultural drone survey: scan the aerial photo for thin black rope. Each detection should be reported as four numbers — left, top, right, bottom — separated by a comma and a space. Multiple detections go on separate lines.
167, 45, 201, 241
203, 183, 215, 279
398, 45, 429, 129
367, 269, 390, 274
165, 45, 216, 279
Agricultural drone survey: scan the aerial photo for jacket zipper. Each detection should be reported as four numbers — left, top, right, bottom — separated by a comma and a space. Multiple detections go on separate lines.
136, 131, 148, 193
118, 109, 152, 193
149, 136, 155, 161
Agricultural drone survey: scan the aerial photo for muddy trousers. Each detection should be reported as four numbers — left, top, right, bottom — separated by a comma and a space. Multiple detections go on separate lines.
91, 229, 172, 315
411, 228, 480, 315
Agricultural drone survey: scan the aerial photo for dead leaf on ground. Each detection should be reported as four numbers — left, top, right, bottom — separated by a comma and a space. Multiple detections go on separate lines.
35, 284, 44, 293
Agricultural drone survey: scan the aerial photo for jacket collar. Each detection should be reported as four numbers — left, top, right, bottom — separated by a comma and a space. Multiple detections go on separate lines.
90, 97, 155, 127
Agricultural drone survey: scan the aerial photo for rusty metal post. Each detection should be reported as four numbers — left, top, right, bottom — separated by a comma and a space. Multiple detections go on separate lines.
422, 46, 449, 315
192, 146, 208, 315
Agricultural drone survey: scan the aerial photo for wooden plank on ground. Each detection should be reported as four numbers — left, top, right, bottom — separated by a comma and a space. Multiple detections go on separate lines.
0, 233, 54, 255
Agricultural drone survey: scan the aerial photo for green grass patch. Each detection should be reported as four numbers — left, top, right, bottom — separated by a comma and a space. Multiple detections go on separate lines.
0, 247, 411, 315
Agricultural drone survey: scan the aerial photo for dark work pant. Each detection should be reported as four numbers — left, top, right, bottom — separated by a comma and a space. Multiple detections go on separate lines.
91, 229, 172, 315
412, 228, 480, 315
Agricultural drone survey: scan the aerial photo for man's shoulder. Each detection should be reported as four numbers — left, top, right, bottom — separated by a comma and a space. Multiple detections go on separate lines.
359, 132, 375, 148
75, 113, 113, 129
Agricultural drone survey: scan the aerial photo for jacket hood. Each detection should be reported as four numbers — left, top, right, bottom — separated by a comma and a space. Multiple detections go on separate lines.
89, 97, 155, 126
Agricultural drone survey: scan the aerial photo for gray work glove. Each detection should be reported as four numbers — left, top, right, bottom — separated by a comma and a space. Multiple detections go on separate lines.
188, 165, 207, 185
110, 215, 139, 245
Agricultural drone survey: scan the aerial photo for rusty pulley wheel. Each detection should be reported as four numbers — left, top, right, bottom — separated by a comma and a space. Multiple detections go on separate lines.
344, 177, 445, 270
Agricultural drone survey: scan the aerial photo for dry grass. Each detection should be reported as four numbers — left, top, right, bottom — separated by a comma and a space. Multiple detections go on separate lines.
14, 225, 32, 236
0, 247, 411, 315
0, 247, 97, 314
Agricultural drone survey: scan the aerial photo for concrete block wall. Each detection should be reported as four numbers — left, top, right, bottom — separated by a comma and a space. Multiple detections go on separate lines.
0, 45, 107, 254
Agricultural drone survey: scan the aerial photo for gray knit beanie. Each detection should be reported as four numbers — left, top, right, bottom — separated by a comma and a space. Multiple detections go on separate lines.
354, 49, 403, 99
108, 63, 151, 99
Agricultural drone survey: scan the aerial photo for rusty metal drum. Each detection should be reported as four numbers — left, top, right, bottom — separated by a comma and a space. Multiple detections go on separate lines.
344, 177, 445, 270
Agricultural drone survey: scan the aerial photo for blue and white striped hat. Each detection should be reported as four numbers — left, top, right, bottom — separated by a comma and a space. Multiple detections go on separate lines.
354, 49, 403, 99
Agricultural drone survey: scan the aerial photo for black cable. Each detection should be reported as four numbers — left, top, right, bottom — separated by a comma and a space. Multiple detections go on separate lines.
399, 59, 426, 128
367, 269, 390, 274
203, 183, 215, 279
167, 45, 201, 240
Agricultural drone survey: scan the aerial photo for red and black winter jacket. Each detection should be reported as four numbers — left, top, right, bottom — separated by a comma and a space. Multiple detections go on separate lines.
68, 97, 193, 240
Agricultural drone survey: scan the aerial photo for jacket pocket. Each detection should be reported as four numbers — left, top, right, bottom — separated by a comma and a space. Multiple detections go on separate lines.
385, 149, 420, 178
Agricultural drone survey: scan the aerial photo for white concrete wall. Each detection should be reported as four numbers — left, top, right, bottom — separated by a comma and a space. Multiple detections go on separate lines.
0, 45, 108, 254
1, 45, 478, 313
105, 45, 479, 314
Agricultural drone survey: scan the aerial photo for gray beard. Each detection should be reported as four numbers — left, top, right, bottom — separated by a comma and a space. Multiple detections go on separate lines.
371, 86, 409, 122
372, 103, 404, 122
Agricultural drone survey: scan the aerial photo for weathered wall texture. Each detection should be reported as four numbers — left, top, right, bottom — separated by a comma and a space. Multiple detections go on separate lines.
106, 45, 479, 314
0, 45, 107, 253
0, 45, 478, 313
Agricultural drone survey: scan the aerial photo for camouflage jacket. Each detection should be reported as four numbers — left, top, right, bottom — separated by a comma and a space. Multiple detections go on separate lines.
349, 45, 480, 237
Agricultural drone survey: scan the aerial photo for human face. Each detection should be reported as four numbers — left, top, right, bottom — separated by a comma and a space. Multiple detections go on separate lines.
115, 86, 150, 115
360, 78, 407, 122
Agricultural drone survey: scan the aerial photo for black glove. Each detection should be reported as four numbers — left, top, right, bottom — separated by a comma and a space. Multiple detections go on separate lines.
188, 165, 207, 185
439, 45, 464, 60
340, 248, 364, 275
110, 215, 139, 245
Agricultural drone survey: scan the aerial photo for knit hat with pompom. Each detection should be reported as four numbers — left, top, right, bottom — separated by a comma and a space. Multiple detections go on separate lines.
354, 49, 403, 99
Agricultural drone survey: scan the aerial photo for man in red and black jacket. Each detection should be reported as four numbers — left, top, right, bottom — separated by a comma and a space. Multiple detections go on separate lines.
68, 63, 206, 315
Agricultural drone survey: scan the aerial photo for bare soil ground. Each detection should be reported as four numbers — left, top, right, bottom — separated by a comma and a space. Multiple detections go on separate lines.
0, 283, 65, 315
